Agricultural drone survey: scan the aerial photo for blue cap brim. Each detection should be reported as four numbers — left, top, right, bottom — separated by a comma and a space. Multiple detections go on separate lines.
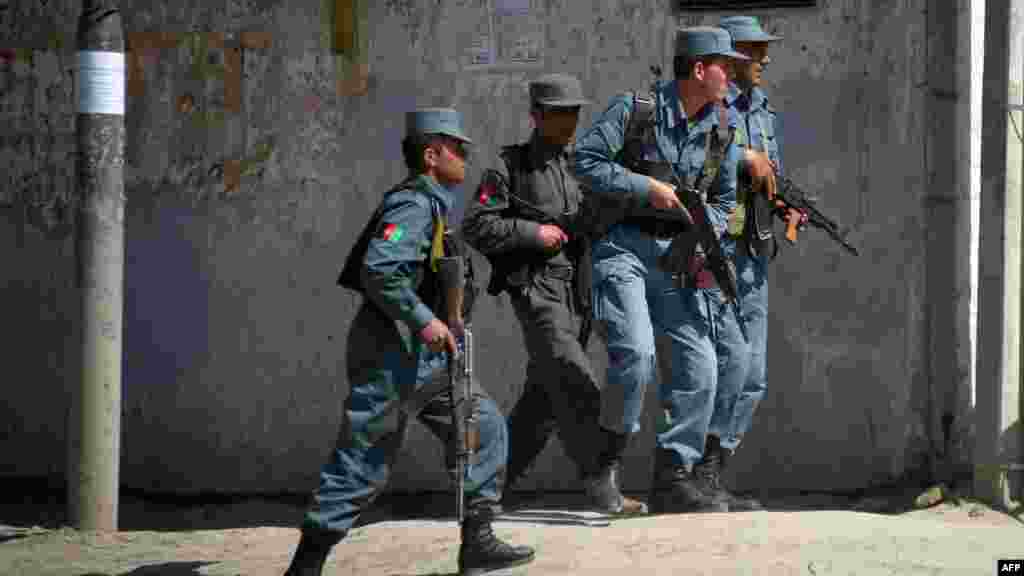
722, 50, 751, 60
424, 130, 473, 144
735, 33, 783, 43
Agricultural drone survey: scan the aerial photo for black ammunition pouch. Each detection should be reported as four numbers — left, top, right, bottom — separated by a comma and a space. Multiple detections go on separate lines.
336, 181, 477, 324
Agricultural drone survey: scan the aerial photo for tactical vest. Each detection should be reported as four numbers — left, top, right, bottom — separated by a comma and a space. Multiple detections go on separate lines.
482, 144, 580, 294
732, 107, 779, 261
337, 180, 477, 322
581, 88, 733, 242
484, 144, 594, 345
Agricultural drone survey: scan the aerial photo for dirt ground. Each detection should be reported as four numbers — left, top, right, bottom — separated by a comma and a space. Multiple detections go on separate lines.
1, 487, 1022, 576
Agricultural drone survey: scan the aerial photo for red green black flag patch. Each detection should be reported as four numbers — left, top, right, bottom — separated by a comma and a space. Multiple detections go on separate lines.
380, 222, 404, 242
477, 182, 499, 207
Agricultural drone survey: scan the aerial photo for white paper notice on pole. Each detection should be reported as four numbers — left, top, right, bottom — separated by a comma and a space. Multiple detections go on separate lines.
77, 51, 126, 115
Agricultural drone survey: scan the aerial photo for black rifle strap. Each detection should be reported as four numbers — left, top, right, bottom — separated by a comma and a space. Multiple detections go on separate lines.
692, 104, 732, 202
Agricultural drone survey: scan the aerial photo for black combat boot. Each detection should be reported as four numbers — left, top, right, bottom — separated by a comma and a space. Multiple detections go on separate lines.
282, 526, 345, 576
702, 435, 763, 511
584, 427, 648, 516
648, 447, 729, 514
458, 510, 536, 576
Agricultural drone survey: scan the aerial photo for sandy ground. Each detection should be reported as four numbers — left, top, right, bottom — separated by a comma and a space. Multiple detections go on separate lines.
1, 489, 1021, 575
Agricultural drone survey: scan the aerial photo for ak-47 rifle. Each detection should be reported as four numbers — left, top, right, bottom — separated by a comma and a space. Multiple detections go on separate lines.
766, 177, 859, 256
656, 167, 745, 338
437, 252, 478, 524
649, 131, 744, 337
642, 66, 743, 334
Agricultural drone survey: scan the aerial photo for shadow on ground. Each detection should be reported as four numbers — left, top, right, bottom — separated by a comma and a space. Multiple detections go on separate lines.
0, 475, 1006, 533
77, 561, 217, 576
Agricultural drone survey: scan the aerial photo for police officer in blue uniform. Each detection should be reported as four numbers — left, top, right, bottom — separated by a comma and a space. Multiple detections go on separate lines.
461, 74, 647, 516
283, 108, 535, 576
572, 27, 774, 513
708, 14, 785, 512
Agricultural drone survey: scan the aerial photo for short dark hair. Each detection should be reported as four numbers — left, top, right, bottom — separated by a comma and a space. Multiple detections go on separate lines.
401, 134, 444, 174
673, 54, 725, 80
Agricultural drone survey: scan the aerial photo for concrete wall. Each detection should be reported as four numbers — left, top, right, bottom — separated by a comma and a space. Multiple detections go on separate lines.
2, 0, 963, 495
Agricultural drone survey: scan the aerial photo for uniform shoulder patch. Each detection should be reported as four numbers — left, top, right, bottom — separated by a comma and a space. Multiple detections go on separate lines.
476, 169, 507, 207
378, 221, 405, 242
375, 186, 432, 242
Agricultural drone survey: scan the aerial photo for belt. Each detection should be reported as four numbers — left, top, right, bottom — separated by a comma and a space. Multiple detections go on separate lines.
684, 254, 717, 289
535, 262, 575, 281
621, 217, 688, 238
692, 268, 716, 289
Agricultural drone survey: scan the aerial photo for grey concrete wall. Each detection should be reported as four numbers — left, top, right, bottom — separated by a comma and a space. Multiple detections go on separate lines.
2, 0, 956, 495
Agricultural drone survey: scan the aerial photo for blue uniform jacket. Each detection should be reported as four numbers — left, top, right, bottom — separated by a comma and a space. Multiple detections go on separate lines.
570, 79, 742, 251
360, 174, 454, 335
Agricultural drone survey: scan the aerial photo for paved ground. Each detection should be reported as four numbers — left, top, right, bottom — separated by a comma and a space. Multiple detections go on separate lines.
1, 487, 1022, 575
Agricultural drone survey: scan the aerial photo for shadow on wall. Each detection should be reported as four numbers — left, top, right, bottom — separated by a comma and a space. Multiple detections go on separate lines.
123, 201, 211, 406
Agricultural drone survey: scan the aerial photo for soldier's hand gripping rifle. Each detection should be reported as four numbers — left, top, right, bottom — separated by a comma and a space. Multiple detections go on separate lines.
438, 253, 478, 524
649, 139, 745, 339
766, 176, 859, 256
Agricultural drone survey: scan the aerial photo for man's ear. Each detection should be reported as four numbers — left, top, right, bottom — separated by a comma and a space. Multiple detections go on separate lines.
423, 145, 438, 169
529, 108, 542, 128
693, 60, 706, 82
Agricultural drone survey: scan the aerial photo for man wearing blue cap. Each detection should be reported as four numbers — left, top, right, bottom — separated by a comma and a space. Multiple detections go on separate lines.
462, 73, 647, 517
705, 14, 786, 512
572, 26, 775, 514
283, 108, 535, 576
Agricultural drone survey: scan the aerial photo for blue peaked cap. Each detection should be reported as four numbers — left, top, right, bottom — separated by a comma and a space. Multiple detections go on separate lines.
719, 16, 782, 43
675, 26, 750, 60
405, 107, 473, 143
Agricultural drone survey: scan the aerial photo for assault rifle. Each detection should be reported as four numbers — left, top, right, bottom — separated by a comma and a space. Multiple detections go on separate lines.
643, 65, 743, 334
438, 254, 478, 524
650, 139, 744, 339
764, 177, 859, 256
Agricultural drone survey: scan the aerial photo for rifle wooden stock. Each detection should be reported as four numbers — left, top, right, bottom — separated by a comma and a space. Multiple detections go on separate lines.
785, 208, 801, 243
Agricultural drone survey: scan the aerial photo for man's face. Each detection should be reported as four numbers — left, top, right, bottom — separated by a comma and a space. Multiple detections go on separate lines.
534, 106, 581, 146
695, 56, 732, 102
426, 136, 468, 186
731, 41, 771, 88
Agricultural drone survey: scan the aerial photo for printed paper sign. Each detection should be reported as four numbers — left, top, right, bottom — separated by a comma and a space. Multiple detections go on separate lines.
77, 51, 126, 115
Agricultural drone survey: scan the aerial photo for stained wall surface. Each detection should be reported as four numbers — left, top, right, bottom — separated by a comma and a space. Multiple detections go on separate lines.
1, 0, 970, 495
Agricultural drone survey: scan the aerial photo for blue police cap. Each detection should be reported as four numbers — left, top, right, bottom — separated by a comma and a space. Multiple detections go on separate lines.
719, 16, 782, 43
405, 107, 473, 143
674, 26, 750, 61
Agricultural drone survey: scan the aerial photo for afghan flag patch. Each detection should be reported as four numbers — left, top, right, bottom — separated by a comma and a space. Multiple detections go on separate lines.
477, 181, 499, 207
380, 222, 404, 243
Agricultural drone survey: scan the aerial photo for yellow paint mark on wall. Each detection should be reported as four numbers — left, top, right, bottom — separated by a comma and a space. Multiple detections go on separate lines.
324, 0, 369, 96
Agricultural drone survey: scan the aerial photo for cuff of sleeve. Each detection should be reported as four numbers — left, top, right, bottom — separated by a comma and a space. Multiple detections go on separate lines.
518, 220, 545, 251
630, 172, 652, 207
408, 302, 435, 334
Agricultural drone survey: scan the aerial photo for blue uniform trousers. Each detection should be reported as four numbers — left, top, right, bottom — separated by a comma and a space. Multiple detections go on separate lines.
723, 246, 769, 451
591, 224, 749, 469
302, 303, 507, 534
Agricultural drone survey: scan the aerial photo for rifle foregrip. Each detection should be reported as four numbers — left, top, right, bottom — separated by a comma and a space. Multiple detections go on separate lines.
439, 256, 465, 331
